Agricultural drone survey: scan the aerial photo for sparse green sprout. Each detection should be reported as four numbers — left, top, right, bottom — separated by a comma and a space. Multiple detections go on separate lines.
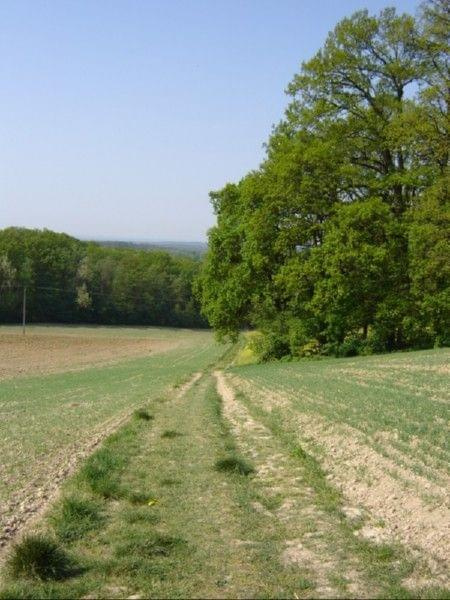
7, 535, 73, 581
214, 455, 255, 476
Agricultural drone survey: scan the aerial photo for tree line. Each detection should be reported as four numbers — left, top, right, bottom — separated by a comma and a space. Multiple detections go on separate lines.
196, 1, 449, 358
0, 227, 206, 328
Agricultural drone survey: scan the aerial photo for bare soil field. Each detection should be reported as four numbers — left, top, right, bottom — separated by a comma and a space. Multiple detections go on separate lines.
0, 329, 177, 380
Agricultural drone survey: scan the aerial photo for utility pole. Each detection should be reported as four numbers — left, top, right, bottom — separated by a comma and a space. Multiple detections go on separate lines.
22, 286, 27, 335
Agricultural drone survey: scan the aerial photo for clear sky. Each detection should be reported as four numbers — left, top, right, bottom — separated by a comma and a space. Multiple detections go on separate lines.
1, 0, 420, 241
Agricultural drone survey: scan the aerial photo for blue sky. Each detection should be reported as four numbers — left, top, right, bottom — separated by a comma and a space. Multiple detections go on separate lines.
1, 0, 419, 241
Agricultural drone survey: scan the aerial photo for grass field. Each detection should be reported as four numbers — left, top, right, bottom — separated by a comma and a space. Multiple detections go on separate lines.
0, 325, 225, 552
0, 327, 448, 598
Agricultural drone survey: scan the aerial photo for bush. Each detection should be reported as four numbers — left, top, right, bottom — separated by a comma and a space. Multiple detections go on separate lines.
249, 329, 290, 362
336, 336, 363, 357
297, 339, 321, 358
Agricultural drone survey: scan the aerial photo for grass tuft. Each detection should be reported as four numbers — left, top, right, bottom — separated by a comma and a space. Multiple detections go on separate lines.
7, 535, 74, 581
134, 408, 153, 421
161, 430, 182, 438
114, 534, 185, 558
160, 478, 181, 486
125, 490, 153, 505
122, 507, 160, 525
50, 497, 104, 542
80, 447, 123, 498
214, 455, 255, 476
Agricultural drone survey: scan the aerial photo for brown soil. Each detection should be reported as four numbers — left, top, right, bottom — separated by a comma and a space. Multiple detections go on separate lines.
231, 374, 450, 588
0, 409, 131, 557
214, 371, 368, 598
0, 333, 176, 380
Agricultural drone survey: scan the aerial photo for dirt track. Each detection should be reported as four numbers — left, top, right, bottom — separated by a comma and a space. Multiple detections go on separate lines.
229, 373, 450, 588
0, 371, 201, 562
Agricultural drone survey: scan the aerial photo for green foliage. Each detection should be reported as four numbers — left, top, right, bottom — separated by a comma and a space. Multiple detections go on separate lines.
197, 1, 449, 358
7, 535, 73, 581
214, 455, 255, 476
0, 227, 206, 328
50, 497, 104, 542
133, 408, 154, 421
407, 176, 450, 346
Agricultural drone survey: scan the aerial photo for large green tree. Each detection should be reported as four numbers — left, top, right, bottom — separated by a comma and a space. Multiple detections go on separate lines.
197, 1, 449, 358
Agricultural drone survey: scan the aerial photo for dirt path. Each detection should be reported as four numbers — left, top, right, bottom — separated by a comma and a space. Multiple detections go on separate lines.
2, 359, 447, 598
230, 374, 450, 587
214, 371, 371, 598
0, 372, 201, 562
114, 374, 265, 598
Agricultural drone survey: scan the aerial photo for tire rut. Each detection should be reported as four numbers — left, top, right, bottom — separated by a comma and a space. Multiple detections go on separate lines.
214, 371, 369, 598
0, 371, 202, 563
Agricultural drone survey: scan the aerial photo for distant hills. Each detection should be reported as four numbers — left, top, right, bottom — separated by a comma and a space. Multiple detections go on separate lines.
93, 240, 208, 258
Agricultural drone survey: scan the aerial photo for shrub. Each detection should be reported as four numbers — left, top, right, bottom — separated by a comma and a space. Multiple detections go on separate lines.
336, 334, 372, 357
249, 329, 290, 362
298, 339, 321, 358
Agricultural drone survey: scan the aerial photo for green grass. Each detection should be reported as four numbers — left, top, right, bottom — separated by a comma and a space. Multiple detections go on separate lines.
6, 535, 74, 581
160, 429, 183, 438
214, 455, 255, 476
114, 534, 185, 558
133, 408, 154, 421
1, 343, 448, 599
0, 326, 226, 514
50, 497, 104, 542
231, 348, 450, 478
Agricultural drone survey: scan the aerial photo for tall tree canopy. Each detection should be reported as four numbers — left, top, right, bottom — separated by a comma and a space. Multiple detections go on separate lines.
0, 227, 206, 328
197, 1, 449, 358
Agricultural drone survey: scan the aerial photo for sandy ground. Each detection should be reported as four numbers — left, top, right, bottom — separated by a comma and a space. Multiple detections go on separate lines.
0, 333, 176, 380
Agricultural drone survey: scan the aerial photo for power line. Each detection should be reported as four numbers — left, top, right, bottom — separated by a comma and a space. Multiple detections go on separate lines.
0, 283, 185, 304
